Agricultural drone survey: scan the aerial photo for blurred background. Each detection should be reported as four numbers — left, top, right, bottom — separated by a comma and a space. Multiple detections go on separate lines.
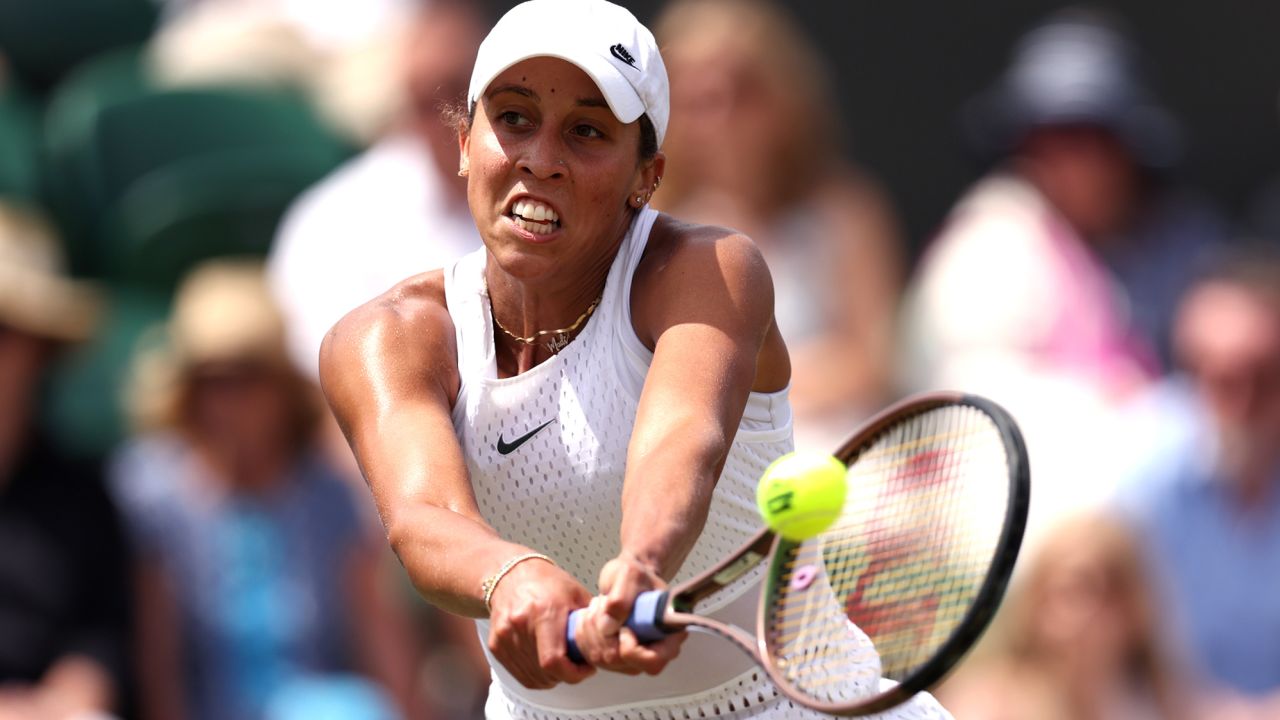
2, 0, 1279, 718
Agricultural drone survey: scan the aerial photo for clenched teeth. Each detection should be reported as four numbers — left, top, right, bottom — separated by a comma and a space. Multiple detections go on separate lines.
512, 215, 555, 235
511, 199, 560, 224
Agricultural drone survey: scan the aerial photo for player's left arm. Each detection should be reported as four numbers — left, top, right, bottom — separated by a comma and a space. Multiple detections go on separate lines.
575, 215, 790, 673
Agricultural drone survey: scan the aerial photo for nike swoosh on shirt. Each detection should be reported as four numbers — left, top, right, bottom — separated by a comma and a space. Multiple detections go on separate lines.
496, 419, 556, 455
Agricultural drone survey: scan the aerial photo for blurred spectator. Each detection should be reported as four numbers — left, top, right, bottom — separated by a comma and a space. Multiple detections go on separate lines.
154, 0, 412, 57
901, 7, 1223, 546
266, 5, 491, 715
949, 7, 1224, 371
938, 513, 1190, 720
0, 203, 131, 719
267, 0, 482, 383
1114, 248, 1280, 717
651, 0, 906, 448
110, 260, 427, 720
148, 0, 419, 142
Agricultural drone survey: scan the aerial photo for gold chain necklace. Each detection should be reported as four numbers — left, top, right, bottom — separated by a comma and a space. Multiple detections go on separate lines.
491, 294, 602, 354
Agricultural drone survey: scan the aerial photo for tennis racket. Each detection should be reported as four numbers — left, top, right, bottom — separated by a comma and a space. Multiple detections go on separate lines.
566, 391, 1029, 716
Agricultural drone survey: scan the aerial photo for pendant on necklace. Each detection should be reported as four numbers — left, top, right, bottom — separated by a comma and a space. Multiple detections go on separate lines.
547, 333, 572, 354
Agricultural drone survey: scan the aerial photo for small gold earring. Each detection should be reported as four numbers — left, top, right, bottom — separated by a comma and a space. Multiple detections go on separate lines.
635, 195, 644, 206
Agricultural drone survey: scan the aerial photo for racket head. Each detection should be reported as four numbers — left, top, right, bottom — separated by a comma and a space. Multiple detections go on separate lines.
758, 392, 1029, 715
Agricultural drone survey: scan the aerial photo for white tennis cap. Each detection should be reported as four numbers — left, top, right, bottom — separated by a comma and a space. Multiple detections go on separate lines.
467, 0, 669, 146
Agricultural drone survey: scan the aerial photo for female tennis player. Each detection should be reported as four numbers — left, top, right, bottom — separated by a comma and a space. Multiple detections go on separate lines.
321, 1, 948, 717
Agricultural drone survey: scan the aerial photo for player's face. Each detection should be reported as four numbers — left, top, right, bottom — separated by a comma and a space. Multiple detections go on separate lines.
460, 57, 662, 283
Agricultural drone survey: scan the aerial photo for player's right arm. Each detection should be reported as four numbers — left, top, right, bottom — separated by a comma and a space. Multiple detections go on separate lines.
319, 272, 593, 688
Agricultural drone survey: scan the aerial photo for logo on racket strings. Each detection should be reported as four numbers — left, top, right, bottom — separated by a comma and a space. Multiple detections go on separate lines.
789, 564, 819, 591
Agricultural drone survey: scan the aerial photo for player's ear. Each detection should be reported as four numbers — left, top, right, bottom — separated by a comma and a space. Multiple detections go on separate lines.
633, 152, 665, 206
458, 128, 471, 178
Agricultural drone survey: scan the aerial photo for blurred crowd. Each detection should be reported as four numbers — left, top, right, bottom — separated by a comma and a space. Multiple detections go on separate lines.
1, 1, 1278, 719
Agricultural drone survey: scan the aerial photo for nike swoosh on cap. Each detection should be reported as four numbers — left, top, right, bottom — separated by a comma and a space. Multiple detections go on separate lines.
610, 43, 639, 69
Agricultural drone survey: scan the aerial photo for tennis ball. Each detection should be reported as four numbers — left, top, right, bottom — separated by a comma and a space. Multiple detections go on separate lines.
756, 451, 848, 541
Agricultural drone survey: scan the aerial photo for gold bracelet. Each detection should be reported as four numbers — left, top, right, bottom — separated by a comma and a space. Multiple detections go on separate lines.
482, 552, 556, 613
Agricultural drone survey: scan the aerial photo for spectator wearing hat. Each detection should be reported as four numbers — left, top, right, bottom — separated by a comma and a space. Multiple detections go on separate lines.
900, 7, 1225, 550
0, 203, 131, 719
110, 260, 428, 720
949, 6, 1225, 371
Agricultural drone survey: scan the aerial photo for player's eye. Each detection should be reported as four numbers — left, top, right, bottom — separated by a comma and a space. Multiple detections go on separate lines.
500, 111, 532, 127
571, 124, 603, 139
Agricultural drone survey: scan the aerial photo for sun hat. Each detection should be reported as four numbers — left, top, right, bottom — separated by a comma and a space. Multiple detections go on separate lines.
168, 258, 288, 369
0, 202, 99, 342
962, 7, 1181, 169
126, 258, 302, 434
467, 0, 669, 146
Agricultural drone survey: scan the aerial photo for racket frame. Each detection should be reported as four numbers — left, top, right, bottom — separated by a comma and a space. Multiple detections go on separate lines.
573, 391, 1029, 716
757, 391, 1030, 715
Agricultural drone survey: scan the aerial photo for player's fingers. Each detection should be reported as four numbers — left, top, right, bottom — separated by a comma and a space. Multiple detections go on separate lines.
617, 627, 686, 675
494, 638, 554, 689
598, 555, 663, 626
592, 592, 626, 638
579, 597, 630, 671
536, 607, 595, 684
490, 617, 556, 689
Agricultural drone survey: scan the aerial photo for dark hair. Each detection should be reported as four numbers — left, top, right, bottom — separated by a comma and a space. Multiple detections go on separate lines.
443, 97, 658, 161
636, 114, 658, 160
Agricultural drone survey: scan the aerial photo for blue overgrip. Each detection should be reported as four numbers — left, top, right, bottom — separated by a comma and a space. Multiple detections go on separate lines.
565, 589, 670, 664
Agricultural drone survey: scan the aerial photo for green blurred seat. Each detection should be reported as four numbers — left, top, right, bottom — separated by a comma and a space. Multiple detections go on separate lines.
42, 286, 170, 460
43, 76, 349, 289
87, 86, 348, 292
41, 47, 153, 277
0, 89, 39, 200
0, 0, 157, 93
89, 87, 350, 290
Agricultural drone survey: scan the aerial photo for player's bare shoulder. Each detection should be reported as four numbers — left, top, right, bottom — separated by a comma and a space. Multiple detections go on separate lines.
632, 213, 776, 342
639, 213, 771, 279
319, 269, 460, 407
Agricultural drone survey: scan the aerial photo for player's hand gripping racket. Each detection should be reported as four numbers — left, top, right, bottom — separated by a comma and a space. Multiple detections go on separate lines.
566, 392, 1029, 716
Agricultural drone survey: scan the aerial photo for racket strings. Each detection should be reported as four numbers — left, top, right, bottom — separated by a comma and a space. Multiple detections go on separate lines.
765, 404, 1011, 704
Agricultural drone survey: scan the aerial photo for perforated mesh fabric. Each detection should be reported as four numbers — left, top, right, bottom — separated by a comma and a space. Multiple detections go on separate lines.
485, 667, 952, 720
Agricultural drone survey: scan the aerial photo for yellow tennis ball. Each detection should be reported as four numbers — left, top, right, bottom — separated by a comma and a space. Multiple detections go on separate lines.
757, 451, 848, 540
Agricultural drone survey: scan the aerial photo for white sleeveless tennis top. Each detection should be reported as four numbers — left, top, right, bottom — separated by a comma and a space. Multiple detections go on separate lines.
444, 208, 950, 720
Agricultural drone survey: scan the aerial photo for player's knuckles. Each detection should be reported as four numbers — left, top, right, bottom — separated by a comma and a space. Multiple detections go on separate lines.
589, 643, 632, 672
601, 645, 623, 667
640, 658, 670, 676
543, 656, 590, 684
603, 593, 632, 619
599, 658, 642, 675
488, 622, 527, 654
486, 629, 508, 655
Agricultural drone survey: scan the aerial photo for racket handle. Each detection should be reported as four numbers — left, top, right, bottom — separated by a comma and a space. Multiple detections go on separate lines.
565, 590, 669, 664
